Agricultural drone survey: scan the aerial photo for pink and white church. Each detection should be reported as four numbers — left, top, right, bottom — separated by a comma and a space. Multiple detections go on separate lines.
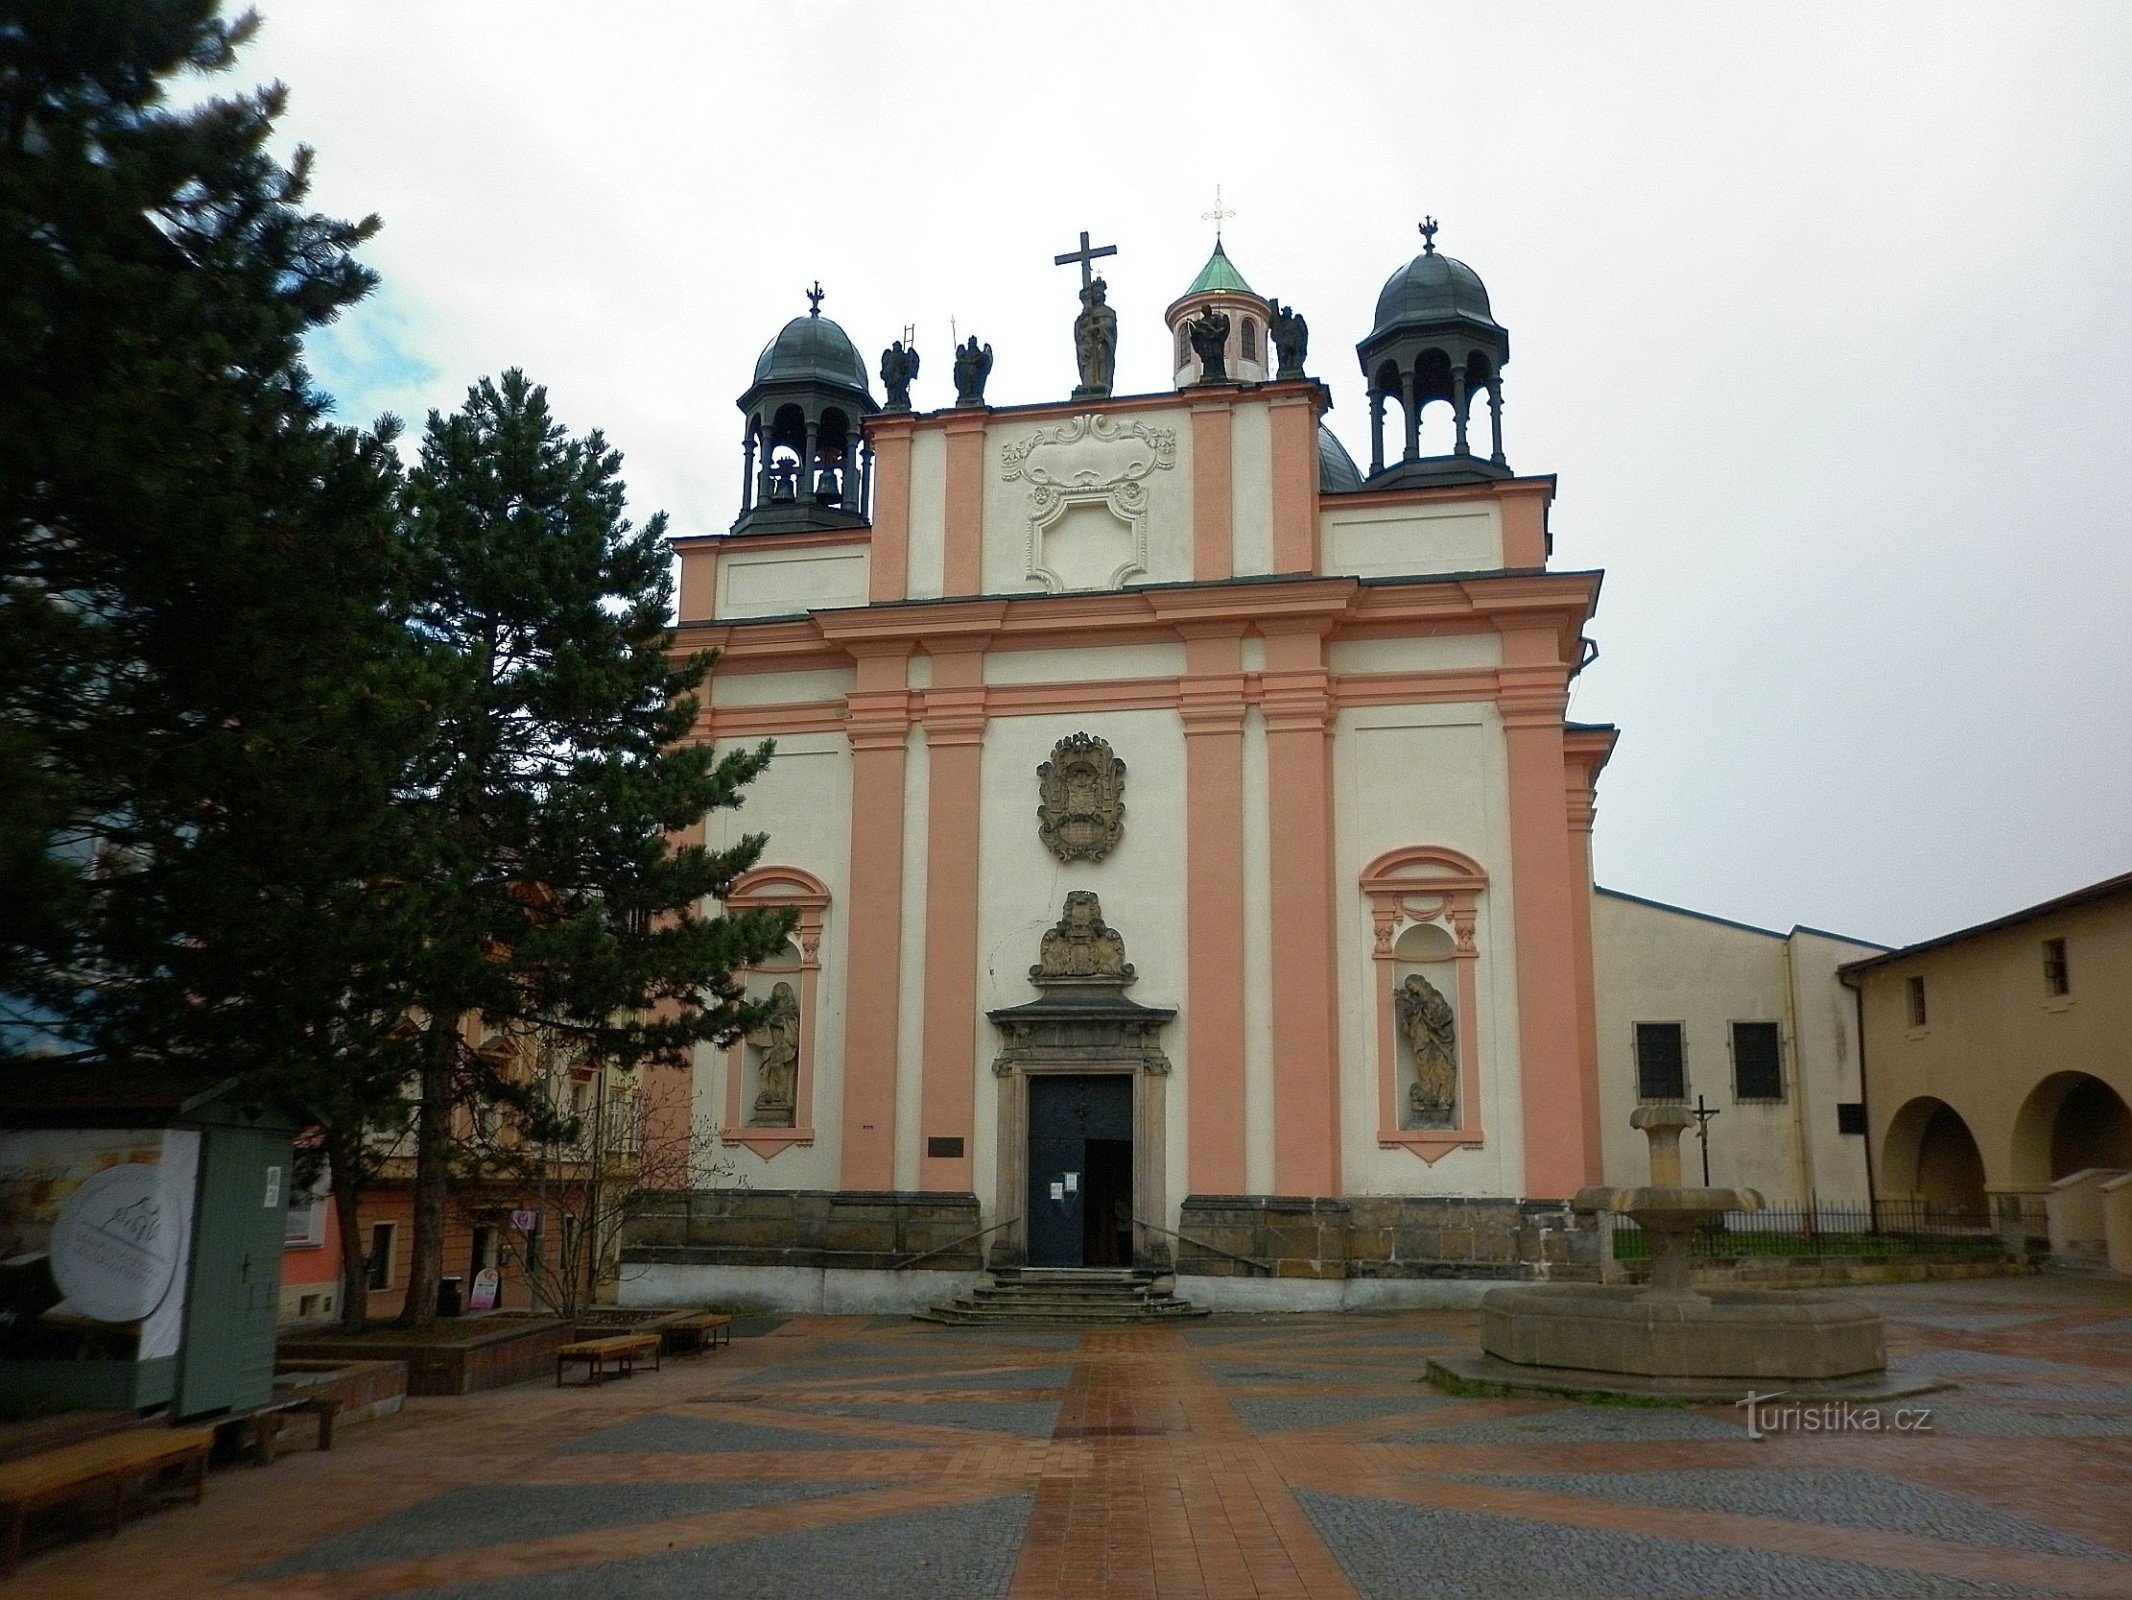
625, 228, 1877, 1312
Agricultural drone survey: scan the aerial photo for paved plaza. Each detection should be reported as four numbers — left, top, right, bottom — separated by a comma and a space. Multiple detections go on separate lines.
16, 1275, 2132, 1599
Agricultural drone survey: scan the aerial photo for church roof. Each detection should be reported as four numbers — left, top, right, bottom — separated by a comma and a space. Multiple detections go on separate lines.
752, 311, 870, 395
1318, 424, 1363, 492
1184, 239, 1255, 298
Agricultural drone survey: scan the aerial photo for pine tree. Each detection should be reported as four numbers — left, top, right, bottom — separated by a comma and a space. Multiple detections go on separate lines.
1, 1, 428, 1327
390, 371, 789, 1329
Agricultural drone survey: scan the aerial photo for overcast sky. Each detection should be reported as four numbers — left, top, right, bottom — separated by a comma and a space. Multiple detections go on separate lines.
234, 2, 2132, 949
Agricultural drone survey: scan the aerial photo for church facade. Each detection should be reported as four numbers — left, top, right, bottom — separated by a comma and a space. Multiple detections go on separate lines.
631, 230, 1628, 1309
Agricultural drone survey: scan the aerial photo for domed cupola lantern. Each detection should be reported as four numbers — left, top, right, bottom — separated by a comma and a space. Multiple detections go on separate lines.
1356, 219, 1512, 488
734, 282, 878, 534
1165, 238, 1273, 388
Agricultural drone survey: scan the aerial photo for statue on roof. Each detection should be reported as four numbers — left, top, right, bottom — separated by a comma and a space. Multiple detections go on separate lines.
1187, 305, 1231, 384
880, 340, 919, 410
1072, 277, 1117, 399
1268, 299, 1309, 380
952, 336, 993, 407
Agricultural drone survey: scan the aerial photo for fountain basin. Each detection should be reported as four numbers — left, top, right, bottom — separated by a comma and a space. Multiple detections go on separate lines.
1480, 1282, 1884, 1380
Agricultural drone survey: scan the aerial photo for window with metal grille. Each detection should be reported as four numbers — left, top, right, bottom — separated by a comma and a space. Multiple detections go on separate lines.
1634, 1022, 1686, 1100
1731, 1020, 1783, 1100
2043, 937, 2069, 996
1906, 974, 1927, 1026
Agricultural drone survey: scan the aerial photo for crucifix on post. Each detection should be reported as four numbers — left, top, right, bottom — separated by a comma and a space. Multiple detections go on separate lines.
1690, 1093, 1719, 1187
1056, 228, 1119, 399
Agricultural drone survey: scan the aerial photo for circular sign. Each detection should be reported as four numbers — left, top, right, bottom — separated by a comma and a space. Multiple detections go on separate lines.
50, 1163, 183, 1324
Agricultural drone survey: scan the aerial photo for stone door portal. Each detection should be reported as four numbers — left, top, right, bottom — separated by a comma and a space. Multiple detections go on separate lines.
1026, 1075, 1134, 1268
989, 893, 1174, 1271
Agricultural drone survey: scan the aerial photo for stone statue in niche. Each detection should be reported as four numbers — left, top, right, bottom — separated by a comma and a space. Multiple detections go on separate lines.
1398, 972, 1457, 1129
746, 980, 800, 1127
879, 340, 919, 410
1072, 277, 1117, 398
1033, 891, 1133, 982
1036, 732, 1126, 861
1187, 306, 1232, 383
1267, 299, 1309, 379
952, 336, 992, 407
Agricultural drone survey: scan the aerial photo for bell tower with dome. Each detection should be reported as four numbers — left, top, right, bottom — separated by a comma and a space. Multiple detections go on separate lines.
734, 284, 878, 535
1164, 238, 1273, 387
1357, 219, 1513, 488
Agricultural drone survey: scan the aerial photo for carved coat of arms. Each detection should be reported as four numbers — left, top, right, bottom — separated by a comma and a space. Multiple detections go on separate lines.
1036, 733, 1126, 862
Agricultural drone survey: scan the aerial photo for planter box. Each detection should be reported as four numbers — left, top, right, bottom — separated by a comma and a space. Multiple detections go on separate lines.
281, 1317, 574, 1397
273, 1359, 408, 1427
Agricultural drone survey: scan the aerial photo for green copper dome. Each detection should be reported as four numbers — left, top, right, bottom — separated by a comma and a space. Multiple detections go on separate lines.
752, 312, 870, 394
1184, 239, 1256, 298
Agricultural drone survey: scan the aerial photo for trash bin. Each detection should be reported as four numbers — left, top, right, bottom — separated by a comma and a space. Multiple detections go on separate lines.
437, 1275, 464, 1318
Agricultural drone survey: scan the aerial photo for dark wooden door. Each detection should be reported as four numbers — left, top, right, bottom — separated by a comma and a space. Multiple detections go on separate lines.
1026, 1075, 1132, 1268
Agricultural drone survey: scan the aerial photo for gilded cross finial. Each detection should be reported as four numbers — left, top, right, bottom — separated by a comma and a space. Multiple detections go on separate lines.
805, 281, 825, 315
1202, 183, 1236, 241
1419, 217, 1439, 254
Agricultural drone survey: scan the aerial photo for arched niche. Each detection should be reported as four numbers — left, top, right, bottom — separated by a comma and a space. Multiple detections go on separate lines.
1359, 846, 1488, 1162
2011, 1071, 2132, 1184
1883, 1095, 1988, 1218
718, 865, 830, 1159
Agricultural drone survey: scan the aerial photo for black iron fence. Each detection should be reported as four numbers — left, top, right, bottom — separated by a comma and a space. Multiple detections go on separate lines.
1609, 1199, 2005, 1260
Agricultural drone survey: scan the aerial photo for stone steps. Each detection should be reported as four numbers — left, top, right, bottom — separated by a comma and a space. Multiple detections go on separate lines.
916, 1268, 1210, 1326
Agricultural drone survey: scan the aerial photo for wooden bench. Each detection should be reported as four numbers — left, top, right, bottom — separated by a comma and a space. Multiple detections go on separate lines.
0, 1427, 212, 1576
555, 1333, 661, 1386
234, 1394, 341, 1465
662, 1313, 733, 1356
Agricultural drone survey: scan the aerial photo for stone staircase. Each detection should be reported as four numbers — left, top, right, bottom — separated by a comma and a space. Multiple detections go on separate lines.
915, 1267, 1210, 1326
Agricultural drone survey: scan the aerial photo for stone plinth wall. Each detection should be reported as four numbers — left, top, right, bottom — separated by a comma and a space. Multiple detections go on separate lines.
274, 1358, 408, 1426
1175, 1196, 1601, 1281
281, 1318, 573, 1397
1612, 1254, 2024, 1289
624, 1189, 984, 1272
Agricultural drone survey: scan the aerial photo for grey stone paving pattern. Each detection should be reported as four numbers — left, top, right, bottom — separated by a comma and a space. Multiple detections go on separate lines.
1989, 1382, 2132, 1405
560, 1412, 923, 1455
265, 1480, 896, 1574
2065, 1315, 2132, 1337
1294, 1492, 2044, 1598
1925, 1404, 2132, 1439
1229, 1390, 1462, 1435
815, 1398, 1063, 1438
1448, 1468, 2127, 1560
1210, 1363, 1415, 1386
758, 1357, 994, 1384
1387, 1405, 1746, 1446
1877, 1311, 2057, 1333
405, 1492, 1034, 1600
1890, 1349, 2082, 1378
847, 1365, 1072, 1393
926, 1329, 1086, 1351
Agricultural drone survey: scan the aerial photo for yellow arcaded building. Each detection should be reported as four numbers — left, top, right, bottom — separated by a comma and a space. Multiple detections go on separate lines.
1843, 872, 2132, 1271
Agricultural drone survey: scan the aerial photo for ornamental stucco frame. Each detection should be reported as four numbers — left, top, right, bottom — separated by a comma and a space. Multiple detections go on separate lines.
999, 412, 1177, 593
1359, 846, 1488, 1162
719, 865, 829, 1160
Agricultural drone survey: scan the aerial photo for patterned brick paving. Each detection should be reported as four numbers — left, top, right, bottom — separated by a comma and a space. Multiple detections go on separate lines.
11, 1276, 2132, 1597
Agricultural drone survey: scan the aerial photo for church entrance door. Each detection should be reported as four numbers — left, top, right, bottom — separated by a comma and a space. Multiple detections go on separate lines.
1026, 1075, 1133, 1268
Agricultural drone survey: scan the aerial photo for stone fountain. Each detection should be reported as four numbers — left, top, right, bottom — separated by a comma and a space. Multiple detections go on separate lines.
1435, 1105, 1925, 1400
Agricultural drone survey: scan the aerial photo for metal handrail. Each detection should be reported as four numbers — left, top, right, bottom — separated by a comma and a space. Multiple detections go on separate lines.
890, 1216, 1021, 1271
1134, 1217, 1273, 1276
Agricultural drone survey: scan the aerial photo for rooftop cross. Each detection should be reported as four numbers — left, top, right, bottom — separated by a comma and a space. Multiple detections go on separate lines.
805, 280, 825, 315
1053, 229, 1118, 292
1202, 184, 1236, 241
1419, 217, 1439, 255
